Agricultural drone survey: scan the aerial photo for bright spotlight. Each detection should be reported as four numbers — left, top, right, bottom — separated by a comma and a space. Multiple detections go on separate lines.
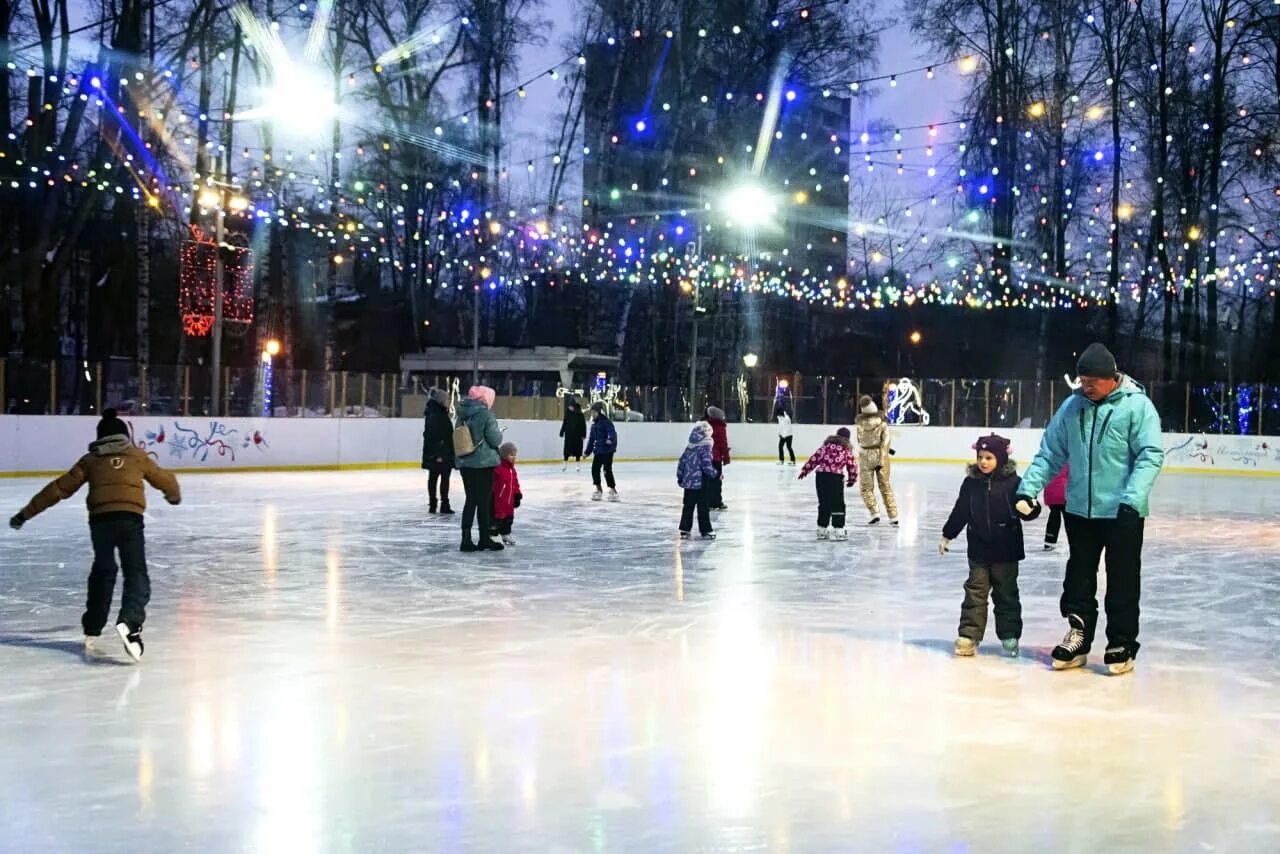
722, 184, 777, 228
262, 61, 337, 132
265, 339, 281, 357
743, 353, 759, 368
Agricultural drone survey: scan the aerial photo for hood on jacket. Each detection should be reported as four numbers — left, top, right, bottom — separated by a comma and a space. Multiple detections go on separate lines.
966, 460, 1019, 479
706, 406, 727, 422
456, 396, 491, 422
687, 421, 713, 447
824, 434, 853, 449
428, 387, 451, 407
90, 435, 133, 456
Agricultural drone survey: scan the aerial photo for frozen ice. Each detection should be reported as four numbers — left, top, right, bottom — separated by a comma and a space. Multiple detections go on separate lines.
1, 461, 1278, 851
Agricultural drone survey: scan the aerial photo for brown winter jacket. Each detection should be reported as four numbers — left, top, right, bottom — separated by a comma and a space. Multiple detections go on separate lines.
856, 411, 892, 470
18, 435, 182, 521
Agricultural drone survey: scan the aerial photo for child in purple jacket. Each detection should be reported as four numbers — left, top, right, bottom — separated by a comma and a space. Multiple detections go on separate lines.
676, 421, 719, 540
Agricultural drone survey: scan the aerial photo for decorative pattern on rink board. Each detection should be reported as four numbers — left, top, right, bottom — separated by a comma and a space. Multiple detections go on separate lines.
132, 421, 270, 464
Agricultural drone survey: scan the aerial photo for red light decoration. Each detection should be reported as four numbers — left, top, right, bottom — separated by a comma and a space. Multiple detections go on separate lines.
179, 230, 255, 337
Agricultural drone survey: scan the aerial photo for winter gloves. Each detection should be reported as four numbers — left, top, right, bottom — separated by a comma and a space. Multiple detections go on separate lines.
938, 537, 952, 555
9, 513, 24, 530
514, 492, 523, 509
1014, 496, 1039, 518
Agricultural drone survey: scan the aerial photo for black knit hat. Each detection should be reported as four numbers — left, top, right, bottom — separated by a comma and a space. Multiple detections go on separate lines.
1077, 342, 1117, 378
97, 408, 129, 439
975, 433, 1011, 469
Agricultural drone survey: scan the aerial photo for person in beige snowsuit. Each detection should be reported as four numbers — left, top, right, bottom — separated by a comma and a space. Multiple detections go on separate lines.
856, 395, 899, 525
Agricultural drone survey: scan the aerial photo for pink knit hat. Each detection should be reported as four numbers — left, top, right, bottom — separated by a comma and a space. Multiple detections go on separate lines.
467, 385, 496, 409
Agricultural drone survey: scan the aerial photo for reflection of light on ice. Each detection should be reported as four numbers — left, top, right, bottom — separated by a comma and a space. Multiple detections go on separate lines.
255, 689, 319, 853
188, 700, 215, 778
704, 601, 773, 818
473, 734, 491, 794
521, 766, 537, 811
262, 505, 278, 585
137, 746, 154, 812
326, 540, 341, 632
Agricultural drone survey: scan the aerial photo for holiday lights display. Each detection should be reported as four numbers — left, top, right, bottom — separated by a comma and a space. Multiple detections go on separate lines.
179, 234, 256, 336
2, 3, 1278, 323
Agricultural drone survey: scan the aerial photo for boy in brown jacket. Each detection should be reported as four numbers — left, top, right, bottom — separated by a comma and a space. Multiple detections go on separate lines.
9, 410, 181, 661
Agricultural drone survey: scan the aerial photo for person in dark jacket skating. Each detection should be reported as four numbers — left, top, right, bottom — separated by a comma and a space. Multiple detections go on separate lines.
559, 400, 588, 472
940, 434, 1040, 658
704, 405, 731, 510
676, 421, 719, 540
585, 402, 619, 501
421, 387, 455, 514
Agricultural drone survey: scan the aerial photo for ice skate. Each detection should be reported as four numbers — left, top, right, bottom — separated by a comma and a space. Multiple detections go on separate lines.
955, 637, 977, 656
479, 539, 505, 552
576, 462, 582, 473
832, 528, 848, 542
83, 635, 107, 661
115, 622, 144, 663
428, 500, 438, 514
592, 489, 603, 502
816, 527, 829, 541
460, 538, 478, 553
679, 531, 691, 540
1104, 646, 1135, 675
1043, 543, 1055, 552
890, 518, 900, 527
607, 489, 620, 502
439, 501, 455, 516
1002, 638, 1020, 657
777, 460, 785, 467
561, 461, 568, 472
501, 535, 517, 547
868, 515, 880, 526
701, 532, 717, 541
1051, 614, 1089, 670
787, 460, 796, 467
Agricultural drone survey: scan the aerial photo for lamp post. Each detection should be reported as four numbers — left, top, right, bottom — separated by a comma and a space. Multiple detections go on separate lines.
199, 184, 248, 416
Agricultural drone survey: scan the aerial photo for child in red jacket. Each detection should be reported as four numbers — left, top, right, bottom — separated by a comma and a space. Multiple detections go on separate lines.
1042, 463, 1070, 551
491, 442, 522, 547
705, 405, 731, 511
798, 427, 859, 541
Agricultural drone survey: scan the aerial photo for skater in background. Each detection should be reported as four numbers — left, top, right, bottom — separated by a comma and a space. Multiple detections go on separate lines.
705, 405, 731, 511
8, 409, 181, 662
455, 385, 505, 552
776, 407, 796, 466
940, 434, 1040, 658
1016, 343, 1165, 675
1042, 464, 1070, 551
491, 442, 522, 547
422, 387, 455, 515
560, 399, 587, 472
676, 421, 718, 540
585, 402, 619, 501
856, 395, 899, 526
798, 426, 858, 541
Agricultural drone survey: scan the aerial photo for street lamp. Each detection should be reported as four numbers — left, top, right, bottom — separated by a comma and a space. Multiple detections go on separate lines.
743, 352, 759, 368
198, 182, 249, 416
741, 353, 759, 423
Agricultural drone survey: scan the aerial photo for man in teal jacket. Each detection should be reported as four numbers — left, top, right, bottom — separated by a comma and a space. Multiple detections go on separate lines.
1016, 343, 1165, 676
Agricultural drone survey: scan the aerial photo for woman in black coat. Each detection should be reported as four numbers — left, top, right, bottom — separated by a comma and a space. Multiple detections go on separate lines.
422, 388, 455, 514
559, 400, 588, 471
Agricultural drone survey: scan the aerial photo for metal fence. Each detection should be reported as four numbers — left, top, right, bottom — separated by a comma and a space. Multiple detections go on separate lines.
5, 359, 1279, 436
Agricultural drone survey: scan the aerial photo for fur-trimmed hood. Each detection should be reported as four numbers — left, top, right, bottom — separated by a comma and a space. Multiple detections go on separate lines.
966, 460, 1019, 480
824, 434, 852, 449
856, 411, 884, 426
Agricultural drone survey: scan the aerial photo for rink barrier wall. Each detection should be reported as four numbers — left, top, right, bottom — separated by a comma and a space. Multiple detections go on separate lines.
0, 416, 1276, 478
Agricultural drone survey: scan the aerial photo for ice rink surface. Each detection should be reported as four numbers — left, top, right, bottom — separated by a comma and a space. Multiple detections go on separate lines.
1, 459, 1278, 852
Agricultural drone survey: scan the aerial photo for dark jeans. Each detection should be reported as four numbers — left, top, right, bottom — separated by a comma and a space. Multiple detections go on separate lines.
778, 436, 795, 463
959, 561, 1022, 641
592, 453, 616, 490
1062, 512, 1145, 656
815, 472, 846, 528
84, 512, 149, 635
428, 465, 451, 506
708, 461, 725, 507
460, 467, 495, 544
680, 487, 713, 535
1045, 505, 1064, 545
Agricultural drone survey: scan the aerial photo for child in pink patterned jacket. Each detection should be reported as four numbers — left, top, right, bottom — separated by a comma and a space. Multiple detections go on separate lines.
798, 427, 859, 541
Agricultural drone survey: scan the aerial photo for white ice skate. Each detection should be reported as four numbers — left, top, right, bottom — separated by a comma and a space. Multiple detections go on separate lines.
501, 535, 517, 547
561, 462, 568, 472
868, 515, 881, 526
592, 489, 603, 502
816, 527, 830, 541
832, 528, 849, 542
890, 518, 900, 527
83, 636, 107, 661
607, 489, 620, 502
115, 622, 144, 663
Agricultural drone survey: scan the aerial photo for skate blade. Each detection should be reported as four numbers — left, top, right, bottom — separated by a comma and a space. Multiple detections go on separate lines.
1107, 660, 1135, 676
1051, 655, 1087, 670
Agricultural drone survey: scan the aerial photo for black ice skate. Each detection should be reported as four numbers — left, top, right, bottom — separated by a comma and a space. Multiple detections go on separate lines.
439, 500, 455, 515
1051, 614, 1089, 670
679, 531, 691, 540
701, 532, 717, 541
1104, 646, 1135, 676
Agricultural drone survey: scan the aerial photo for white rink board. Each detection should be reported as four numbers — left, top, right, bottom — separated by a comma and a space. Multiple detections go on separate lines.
0, 415, 1276, 476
